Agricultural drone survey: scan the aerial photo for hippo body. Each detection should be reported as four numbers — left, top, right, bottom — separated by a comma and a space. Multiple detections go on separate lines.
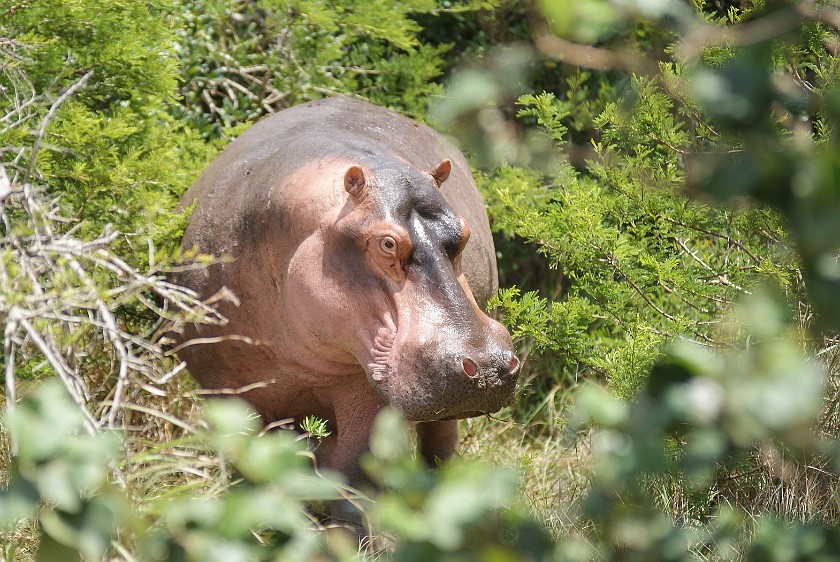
175, 97, 519, 489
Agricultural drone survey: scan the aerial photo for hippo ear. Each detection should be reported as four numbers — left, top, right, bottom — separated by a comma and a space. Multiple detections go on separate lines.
344, 165, 366, 198
429, 159, 451, 188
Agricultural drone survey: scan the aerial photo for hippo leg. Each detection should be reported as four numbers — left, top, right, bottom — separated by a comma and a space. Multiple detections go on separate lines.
318, 385, 386, 531
416, 420, 459, 467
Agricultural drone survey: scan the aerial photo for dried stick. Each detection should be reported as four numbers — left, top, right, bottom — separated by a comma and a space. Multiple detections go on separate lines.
23, 69, 94, 185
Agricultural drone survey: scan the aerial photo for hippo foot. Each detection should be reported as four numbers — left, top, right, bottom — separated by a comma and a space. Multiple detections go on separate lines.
328, 498, 395, 553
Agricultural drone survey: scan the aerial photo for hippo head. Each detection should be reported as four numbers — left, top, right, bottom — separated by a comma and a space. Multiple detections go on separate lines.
325, 157, 520, 421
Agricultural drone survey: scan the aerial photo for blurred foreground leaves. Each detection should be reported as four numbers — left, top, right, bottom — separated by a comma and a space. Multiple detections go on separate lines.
2, 386, 345, 561
6, 290, 840, 560
1, 386, 555, 561
569, 291, 835, 560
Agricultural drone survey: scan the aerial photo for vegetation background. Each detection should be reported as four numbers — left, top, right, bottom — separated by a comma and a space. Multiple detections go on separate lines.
3, 0, 840, 559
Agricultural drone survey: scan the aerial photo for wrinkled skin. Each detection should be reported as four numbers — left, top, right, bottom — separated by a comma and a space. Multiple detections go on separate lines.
174, 97, 519, 519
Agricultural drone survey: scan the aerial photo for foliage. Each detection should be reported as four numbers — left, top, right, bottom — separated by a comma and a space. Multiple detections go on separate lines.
6, 0, 840, 561
1, 381, 557, 561
170, 0, 496, 138
563, 292, 835, 560
433, 5, 822, 405
417, 0, 840, 556
0, 0, 219, 265
1, 383, 125, 562
364, 408, 556, 560
433, 0, 840, 559
0, 166, 225, 410
0, 382, 346, 561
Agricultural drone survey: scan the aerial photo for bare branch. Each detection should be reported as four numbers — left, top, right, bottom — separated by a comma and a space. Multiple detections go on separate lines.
23, 69, 94, 184
535, 33, 655, 74
2, 171, 227, 435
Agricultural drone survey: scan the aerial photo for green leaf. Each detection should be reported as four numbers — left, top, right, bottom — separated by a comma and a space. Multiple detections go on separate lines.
370, 408, 411, 461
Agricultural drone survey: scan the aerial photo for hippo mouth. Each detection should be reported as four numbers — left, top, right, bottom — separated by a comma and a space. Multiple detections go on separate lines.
360, 300, 519, 422
366, 344, 517, 422
388, 370, 516, 421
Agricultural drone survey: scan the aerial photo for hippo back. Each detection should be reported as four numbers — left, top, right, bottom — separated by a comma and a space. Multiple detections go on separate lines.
178, 97, 498, 307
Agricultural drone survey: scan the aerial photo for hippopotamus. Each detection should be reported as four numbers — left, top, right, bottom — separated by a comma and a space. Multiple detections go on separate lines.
174, 97, 520, 496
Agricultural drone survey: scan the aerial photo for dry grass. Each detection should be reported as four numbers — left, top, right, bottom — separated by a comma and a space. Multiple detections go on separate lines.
459, 377, 594, 539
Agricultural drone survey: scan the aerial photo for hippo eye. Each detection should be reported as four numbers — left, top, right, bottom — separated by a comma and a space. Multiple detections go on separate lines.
380, 236, 397, 253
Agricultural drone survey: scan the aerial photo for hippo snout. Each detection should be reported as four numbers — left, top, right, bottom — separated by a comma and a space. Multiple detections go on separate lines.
450, 343, 519, 396
382, 333, 520, 422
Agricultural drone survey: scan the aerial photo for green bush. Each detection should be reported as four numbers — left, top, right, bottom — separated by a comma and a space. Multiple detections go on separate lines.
170, 0, 496, 138
6, 0, 840, 560
433, 5, 831, 409
0, 0, 218, 265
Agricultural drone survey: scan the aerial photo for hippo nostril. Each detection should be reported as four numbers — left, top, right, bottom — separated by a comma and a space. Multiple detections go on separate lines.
462, 356, 479, 378
509, 354, 521, 375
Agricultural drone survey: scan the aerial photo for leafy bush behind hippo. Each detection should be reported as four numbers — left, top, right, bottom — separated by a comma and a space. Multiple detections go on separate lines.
4, 0, 840, 560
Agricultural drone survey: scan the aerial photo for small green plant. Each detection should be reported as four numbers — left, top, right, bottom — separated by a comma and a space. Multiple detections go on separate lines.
301, 415, 332, 440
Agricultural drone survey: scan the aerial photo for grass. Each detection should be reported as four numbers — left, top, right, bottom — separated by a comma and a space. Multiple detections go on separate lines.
459, 384, 592, 538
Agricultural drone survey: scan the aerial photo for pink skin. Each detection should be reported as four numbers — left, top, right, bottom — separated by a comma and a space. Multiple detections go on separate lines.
174, 97, 520, 531
279, 159, 486, 470
181, 158, 512, 472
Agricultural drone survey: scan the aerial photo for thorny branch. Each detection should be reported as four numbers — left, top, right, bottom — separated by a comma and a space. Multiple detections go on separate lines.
1, 165, 231, 437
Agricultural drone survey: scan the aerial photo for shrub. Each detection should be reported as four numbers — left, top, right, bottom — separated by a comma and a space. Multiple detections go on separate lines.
0, 0, 219, 266
5, 0, 840, 560
433, 3, 830, 409
169, 0, 493, 138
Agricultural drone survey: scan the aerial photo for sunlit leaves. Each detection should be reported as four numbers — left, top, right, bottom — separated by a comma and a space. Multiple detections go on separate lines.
1, 387, 348, 561
366, 411, 555, 560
